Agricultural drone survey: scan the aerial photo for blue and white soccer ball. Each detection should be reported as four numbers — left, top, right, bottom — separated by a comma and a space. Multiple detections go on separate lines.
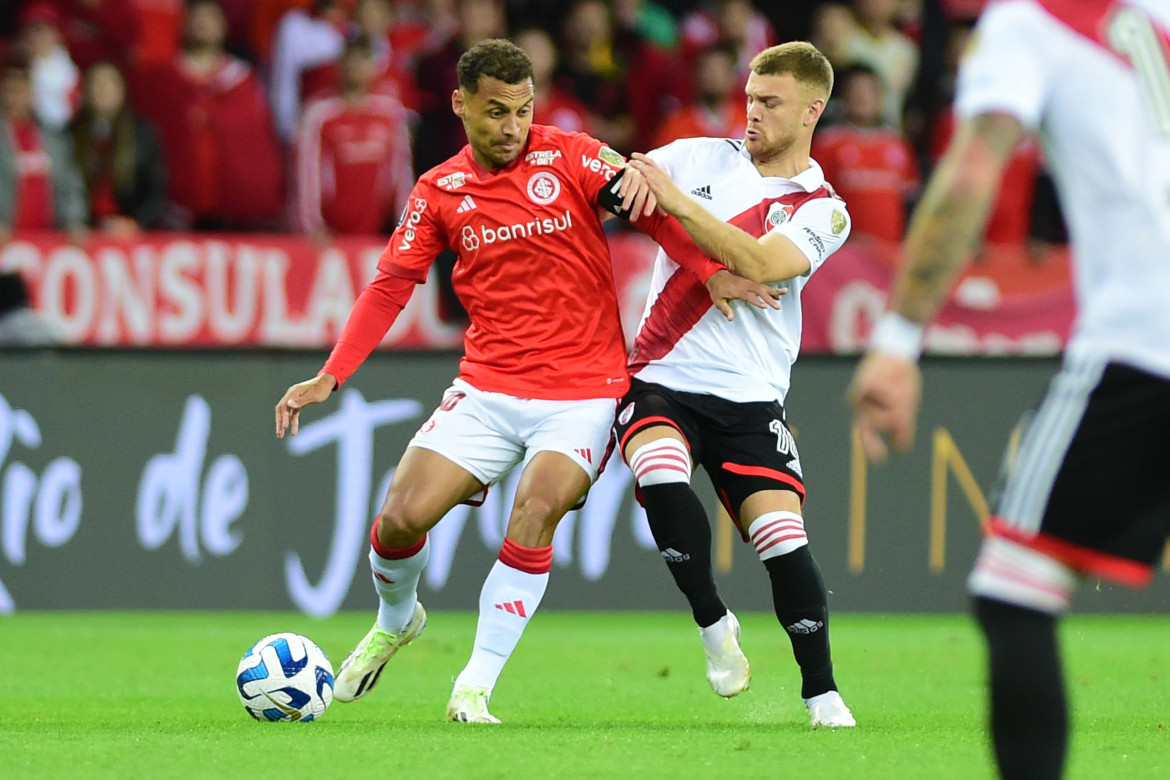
236, 633, 335, 722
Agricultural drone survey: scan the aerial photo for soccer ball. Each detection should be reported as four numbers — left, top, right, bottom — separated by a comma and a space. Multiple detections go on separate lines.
236, 633, 335, 722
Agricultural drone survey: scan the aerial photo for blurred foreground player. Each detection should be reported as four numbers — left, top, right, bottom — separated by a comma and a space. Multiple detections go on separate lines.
848, 1, 1170, 776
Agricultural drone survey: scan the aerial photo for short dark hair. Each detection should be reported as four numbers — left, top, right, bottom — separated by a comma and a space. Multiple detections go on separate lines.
457, 38, 534, 93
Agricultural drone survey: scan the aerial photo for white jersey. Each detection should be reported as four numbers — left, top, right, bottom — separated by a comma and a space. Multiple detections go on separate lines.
630, 138, 851, 404
957, 0, 1170, 378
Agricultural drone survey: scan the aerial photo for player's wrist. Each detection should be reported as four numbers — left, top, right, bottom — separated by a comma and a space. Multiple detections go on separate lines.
869, 312, 924, 361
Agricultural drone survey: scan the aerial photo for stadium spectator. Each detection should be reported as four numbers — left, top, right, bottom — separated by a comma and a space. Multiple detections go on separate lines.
613, 0, 678, 50
513, 27, 592, 134
18, 2, 81, 130
813, 63, 918, 244
413, 0, 506, 174
269, 0, 349, 142
926, 19, 1040, 248
680, 0, 777, 88
49, 0, 139, 72
133, 0, 285, 229
274, 38, 779, 725
0, 48, 88, 241
622, 40, 855, 729
300, 0, 420, 114
554, 0, 635, 152
0, 47, 80, 345
848, 2, 1170, 778
809, 2, 857, 68
611, 0, 688, 152
651, 44, 746, 148
840, 0, 918, 128
294, 35, 413, 238
70, 61, 167, 235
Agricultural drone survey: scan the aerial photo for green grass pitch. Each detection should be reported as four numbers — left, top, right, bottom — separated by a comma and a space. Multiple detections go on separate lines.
1, 612, 1167, 779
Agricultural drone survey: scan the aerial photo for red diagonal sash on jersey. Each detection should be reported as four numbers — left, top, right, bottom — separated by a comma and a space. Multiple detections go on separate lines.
629, 187, 830, 373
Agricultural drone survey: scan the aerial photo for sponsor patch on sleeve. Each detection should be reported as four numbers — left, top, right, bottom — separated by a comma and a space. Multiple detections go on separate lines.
598, 146, 625, 168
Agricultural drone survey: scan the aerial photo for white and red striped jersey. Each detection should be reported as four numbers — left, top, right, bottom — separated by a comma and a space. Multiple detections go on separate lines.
956, 0, 1170, 378
630, 138, 851, 404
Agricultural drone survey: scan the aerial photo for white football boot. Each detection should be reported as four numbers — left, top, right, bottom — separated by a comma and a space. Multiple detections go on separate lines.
333, 602, 427, 702
446, 685, 501, 724
699, 611, 751, 698
804, 690, 856, 728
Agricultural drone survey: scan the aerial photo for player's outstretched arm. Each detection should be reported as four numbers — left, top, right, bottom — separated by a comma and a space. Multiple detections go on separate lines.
848, 111, 1024, 461
629, 153, 810, 283
274, 270, 418, 438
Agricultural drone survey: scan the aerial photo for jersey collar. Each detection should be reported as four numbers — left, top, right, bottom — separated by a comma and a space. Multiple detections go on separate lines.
738, 142, 826, 191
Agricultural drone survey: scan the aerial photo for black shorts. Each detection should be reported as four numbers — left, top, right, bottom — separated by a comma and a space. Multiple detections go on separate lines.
614, 378, 805, 537
991, 359, 1170, 586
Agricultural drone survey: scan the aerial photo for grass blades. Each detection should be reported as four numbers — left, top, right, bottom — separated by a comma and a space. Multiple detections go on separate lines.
0, 612, 1166, 779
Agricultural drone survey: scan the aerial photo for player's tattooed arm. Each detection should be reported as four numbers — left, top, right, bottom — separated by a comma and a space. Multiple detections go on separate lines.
889, 112, 1025, 324
628, 153, 809, 283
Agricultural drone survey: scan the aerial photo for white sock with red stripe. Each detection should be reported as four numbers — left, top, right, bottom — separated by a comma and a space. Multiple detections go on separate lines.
967, 535, 1075, 614
747, 511, 808, 560
454, 538, 553, 693
628, 437, 692, 485
368, 524, 430, 635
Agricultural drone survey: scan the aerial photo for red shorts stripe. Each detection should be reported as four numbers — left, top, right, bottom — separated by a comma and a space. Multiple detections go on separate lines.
987, 518, 1153, 587
721, 462, 806, 500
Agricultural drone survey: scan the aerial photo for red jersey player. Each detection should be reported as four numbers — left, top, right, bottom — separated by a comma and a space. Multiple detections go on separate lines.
273, 39, 780, 724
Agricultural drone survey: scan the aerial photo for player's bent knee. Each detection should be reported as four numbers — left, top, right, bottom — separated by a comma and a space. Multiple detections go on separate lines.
747, 511, 808, 560
375, 506, 429, 548
967, 536, 1075, 615
628, 438, 692, 487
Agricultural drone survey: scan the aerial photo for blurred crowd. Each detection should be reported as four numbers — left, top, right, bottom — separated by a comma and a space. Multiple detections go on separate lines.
0, 0, 1068, 340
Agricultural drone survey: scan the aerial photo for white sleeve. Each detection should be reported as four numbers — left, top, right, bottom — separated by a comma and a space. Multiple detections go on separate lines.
646, 138, 694, 180
954, 1, 1057, 131
771, 197, 851, 277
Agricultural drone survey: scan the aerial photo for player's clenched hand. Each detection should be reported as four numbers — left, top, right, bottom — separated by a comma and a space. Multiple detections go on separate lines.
629, 153, 688, 216
705, 269, 786, 321
616, 162, 657, 221
275, 373, 338, 439
847, 352, 922, 462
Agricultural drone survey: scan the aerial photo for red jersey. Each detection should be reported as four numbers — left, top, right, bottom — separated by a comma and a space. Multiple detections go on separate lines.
321, 124, 723, 398
379, 125, 630, 400
8, 120, 54, 230
295, 94, 413, 235
812, 124, 919, 243
653, 102, 748, 149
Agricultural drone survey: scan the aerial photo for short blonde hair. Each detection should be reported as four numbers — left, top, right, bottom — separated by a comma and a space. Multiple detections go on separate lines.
749, 41, 834, 101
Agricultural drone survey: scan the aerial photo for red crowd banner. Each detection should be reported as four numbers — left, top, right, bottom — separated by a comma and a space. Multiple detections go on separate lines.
1, 231, 1074, 353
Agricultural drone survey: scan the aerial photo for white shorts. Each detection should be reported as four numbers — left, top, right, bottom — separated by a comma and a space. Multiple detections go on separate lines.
408, 379, 618, 494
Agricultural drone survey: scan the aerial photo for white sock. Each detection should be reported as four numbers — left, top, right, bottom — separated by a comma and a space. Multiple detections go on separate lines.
454, 539, 552, 693
369, 532, 430, 634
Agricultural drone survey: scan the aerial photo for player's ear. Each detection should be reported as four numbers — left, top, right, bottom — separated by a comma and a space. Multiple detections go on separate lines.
452, 88, 465, 118
806, 97, 826, 126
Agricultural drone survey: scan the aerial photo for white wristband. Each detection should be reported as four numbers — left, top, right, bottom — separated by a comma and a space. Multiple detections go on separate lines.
870, 312, 924, 361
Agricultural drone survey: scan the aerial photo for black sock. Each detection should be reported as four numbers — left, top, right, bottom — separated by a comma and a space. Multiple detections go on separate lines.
973, 596, 1067, 780
640, 482, 726, 628
764, 546, 836, 699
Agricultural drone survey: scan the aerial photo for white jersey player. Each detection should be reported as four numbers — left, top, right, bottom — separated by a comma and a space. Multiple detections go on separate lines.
616, 42, 856, 728
849, 1, 1170, 777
